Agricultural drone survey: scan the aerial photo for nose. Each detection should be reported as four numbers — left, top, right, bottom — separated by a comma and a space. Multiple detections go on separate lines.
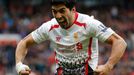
55, 12, 62, 19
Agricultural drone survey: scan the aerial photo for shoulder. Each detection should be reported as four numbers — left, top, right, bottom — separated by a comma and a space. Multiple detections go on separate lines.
77, 13, 104, 31
42, 18, 57, 27
77, 13, 97, 25
78, 13, 94, 20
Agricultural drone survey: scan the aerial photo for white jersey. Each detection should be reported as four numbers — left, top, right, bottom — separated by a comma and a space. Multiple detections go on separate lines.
31, 12, 114, 70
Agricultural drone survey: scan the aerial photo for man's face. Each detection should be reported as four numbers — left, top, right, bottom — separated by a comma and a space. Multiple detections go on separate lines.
52, 4, 74, 29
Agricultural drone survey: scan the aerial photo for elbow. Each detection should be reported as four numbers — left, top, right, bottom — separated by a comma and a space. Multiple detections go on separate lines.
123, 39, 127, 50
119, 38, 127, 51
114, 38, 127, 52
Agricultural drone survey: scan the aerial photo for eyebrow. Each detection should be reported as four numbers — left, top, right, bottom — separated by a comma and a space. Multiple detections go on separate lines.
52, 8, 66, 11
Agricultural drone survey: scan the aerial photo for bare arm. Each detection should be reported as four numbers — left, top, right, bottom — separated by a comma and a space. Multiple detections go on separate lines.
95, 33, 127, 75
16, 34, 37, 64
105, 33, 127, 68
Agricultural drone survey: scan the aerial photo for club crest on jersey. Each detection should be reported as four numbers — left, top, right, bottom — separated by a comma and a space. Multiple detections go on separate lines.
56, 36, 61, 42
74, 32, 79, 42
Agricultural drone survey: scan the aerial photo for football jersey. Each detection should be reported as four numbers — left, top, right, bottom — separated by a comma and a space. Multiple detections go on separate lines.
31, 12, 115, 70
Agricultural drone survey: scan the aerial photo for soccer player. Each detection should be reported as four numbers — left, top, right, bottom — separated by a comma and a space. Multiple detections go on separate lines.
15, 0, 127, 75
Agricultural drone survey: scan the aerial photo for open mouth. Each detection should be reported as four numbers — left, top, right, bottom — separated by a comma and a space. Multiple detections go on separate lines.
58, 20, 64, 23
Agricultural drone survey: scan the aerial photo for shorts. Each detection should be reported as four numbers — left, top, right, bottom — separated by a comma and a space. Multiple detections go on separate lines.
55, 63, 94, 75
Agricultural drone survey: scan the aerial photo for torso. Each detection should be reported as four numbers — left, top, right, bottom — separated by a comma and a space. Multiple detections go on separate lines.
31, 12, 114, 70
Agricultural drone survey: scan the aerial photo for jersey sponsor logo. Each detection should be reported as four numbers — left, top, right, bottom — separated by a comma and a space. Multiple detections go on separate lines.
56, 43, 75, 52
56, 42, 83, 52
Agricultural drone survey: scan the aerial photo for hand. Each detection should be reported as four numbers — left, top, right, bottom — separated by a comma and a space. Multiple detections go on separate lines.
16, 62, 31, 75
94, 64, 113, 75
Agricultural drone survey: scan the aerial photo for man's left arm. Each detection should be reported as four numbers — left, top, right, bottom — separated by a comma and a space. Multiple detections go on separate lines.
105, 33, 127, 69
95, 33, 127, 75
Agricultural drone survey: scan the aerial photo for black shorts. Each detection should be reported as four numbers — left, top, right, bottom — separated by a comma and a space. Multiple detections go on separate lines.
55, 63, 94, 75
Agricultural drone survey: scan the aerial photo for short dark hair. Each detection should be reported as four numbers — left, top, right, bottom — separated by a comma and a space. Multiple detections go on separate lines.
51, 0, 76, 10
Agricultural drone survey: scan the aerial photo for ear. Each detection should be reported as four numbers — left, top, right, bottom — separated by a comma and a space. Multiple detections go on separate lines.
72, 7, 76, 12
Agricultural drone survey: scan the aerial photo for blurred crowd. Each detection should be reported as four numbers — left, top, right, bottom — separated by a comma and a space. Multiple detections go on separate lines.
0, 0, 133, 75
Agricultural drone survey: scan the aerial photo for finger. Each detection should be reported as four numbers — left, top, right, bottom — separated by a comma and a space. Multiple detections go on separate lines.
20, 72, 29, 75
25, 66, 31, 73
25, 68, 31, 73
19, 70, 30, 75
20, 73, 29, 75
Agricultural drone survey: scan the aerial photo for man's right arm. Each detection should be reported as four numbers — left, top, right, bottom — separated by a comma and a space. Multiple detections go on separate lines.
15, 34, 37, 74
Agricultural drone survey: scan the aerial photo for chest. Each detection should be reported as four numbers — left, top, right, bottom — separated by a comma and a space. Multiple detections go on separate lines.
49, 28, 88, 45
